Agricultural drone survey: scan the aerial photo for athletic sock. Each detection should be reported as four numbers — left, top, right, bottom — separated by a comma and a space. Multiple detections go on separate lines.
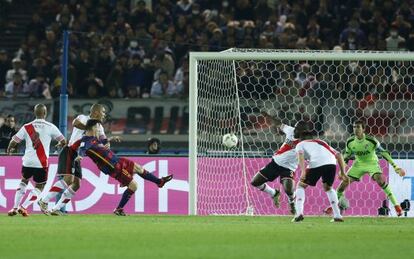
117, 188, 135, 209
257, 183, 276, 197
52, 187, 75, 211
139, 170, 161, 185
287, 194, 295, 203
337, 190, 344, 200
21, 188, 41, 209
381, 183, 398, 206
13, 182, 27, 208
326, 189, 341, 219
295, 186, 305, 216
42, 180, 68, 203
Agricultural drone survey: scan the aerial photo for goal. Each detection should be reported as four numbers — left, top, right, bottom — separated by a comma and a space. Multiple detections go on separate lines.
189, 49, 414, 216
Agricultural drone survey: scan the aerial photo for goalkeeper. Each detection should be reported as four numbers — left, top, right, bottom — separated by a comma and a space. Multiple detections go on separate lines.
332, 120, 405, 216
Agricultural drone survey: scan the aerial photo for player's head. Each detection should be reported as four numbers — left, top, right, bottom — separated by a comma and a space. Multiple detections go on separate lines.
34, 103, 47, 119
85, 119, 101, 137
293, 120, 311, 139
147, 137, 161, 154
90, 104, 106, 122
353, 120, 365, 136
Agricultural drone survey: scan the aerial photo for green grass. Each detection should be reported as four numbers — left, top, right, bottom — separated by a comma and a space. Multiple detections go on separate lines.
1, 215, 413, 259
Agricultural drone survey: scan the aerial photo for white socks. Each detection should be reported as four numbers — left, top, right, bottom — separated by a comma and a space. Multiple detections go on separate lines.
326, 189, 342, 219
13, 182, 27, 208
42, 180, 68, 203
21, 188, 41, 209
295, 186, 305, 216
52, 187, 75, 211
257, 183, 276, 197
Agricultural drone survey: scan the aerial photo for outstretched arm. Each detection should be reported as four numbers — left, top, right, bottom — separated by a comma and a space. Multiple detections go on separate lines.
377, 146, 405, 176
73, 118, 87, 130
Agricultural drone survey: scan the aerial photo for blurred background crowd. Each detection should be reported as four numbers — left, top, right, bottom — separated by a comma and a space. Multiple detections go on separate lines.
1, 0, 413, 100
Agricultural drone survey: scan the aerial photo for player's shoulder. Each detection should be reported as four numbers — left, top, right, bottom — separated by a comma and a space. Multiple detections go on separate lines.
345, 136, 356, 146
364, 135, 378, 144
76, 114, 89, 122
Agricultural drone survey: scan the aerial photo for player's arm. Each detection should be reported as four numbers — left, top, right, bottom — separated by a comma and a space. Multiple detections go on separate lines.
375, 141, 405, 177
74, 140, 88, 162
51, 125, 67, 148
7, 127, 25, 154
295, 143, 307, 182
6, 139, 19, 155
72, 116, 88, 130
342, 137, 354, 163
335, 153, 349, 181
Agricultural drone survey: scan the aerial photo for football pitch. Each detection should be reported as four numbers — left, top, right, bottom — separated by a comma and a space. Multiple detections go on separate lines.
1, 215, 413, 259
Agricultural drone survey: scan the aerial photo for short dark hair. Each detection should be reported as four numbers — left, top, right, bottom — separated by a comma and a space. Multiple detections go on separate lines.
353, 120, 365, 128
85, 119, 101, 130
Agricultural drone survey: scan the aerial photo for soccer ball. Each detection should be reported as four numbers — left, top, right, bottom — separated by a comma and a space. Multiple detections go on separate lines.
222, 133, 238, 148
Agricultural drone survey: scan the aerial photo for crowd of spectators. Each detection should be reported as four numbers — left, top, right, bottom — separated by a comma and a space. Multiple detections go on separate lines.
0, 0, 414, 100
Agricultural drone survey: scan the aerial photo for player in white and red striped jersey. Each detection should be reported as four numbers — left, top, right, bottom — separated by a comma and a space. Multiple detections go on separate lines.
250, 113, 309, 214
6, 104, 66, 217
292, 123, 348, 223
38, 103, 120, 215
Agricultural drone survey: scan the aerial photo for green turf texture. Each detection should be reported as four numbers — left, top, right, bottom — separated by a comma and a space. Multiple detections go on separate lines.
1, 215, 413, 259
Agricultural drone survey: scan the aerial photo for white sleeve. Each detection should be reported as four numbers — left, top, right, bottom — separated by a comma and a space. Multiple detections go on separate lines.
73, 114, 87, 125
295, 142, 305, 154
281, 124, 294, 135
98, 124, 106, 139
12, 126, 26, 143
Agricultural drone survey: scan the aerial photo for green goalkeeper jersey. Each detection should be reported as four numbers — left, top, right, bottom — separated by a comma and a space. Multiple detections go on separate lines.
343, 134, 398, 168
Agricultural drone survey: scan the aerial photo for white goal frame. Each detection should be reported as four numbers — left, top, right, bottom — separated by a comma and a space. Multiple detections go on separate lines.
189, 50, 414, 215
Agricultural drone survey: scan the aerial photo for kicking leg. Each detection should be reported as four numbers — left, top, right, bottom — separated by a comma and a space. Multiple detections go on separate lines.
251, 172, 280, 207
133, 163, 173, 187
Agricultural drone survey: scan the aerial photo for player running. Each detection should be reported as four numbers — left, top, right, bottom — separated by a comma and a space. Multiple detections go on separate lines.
326, 120, 406, 216
38, 103, 112, 214
250, 112, 309, 214
292, 122, 348, 223
7, 104, 66, 217
71, 119, 173, 216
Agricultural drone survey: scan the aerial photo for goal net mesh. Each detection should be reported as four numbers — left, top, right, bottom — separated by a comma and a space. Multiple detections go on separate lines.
194, 49, 414, 216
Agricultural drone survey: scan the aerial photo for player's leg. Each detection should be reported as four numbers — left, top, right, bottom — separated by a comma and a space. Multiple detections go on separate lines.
20, 168, 48, 215
39, 147, 73, 208
251, 160, 280, 207
8, 167, 30, 216
280, 173, 295, 214
292, 181, 307, 222
132, 161, 173, 187
321, 165, 343, 222
292, 168, 321, 222
114, 180, 138, 216
50, 176, 80, 215
371, 172, 402, 216
337, 165, 361, 200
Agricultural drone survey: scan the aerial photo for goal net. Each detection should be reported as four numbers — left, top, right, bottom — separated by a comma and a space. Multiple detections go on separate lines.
189, 49, 414, 216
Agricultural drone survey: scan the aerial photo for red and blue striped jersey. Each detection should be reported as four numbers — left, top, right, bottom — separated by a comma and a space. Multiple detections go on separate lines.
78, 136, 119, 175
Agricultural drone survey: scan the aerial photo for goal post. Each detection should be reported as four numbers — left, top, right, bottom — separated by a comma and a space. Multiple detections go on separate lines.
189, 49, 414, 216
